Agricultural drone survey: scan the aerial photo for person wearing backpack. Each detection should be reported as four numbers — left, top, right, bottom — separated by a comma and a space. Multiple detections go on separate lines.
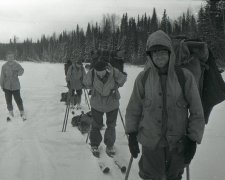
64, 59, 72, 77
125, 30, 205, 180
0, 51, 26, 121
66, 60, 86, 109
83, 61, 127, 157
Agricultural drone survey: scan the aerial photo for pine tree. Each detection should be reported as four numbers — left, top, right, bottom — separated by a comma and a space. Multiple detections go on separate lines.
150, 8, 159, 33
161, 9, 168, 33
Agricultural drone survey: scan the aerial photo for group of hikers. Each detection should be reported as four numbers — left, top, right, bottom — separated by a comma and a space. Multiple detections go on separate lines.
1, 29, 225, 180
64, 30, 209, 180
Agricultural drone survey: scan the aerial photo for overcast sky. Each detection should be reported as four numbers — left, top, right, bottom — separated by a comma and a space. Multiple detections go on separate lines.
0, 0, 204, 43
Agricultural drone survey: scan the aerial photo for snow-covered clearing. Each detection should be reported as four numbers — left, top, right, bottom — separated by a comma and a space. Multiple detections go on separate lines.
0, 61, 224, 180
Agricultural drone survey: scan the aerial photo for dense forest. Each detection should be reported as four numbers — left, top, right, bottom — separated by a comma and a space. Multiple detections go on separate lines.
0, 0, 225, 66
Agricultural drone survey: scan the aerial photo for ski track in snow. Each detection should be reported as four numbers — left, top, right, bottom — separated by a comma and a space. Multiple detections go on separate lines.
0, 61, 225, 180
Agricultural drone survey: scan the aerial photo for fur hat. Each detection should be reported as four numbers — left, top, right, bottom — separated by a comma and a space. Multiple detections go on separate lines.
94, 61, 108, 71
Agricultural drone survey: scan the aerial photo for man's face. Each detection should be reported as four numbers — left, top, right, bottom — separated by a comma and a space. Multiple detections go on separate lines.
96, 70, 106, 78
151, 50, 169, 68
6, 53, 14, 61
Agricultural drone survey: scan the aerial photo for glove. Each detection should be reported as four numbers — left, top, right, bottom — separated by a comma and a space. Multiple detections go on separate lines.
128, 132, 140, 158
182, 136, 197, 164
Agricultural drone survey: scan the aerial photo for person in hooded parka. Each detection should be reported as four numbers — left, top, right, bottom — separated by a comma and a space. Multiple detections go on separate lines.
66, 60, 86, 109
125, 30, 205, 180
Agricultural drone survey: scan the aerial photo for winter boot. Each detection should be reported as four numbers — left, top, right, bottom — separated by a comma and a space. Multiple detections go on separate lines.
91, 146, 100, 158
106, 146, 116, 157
20, 111, 27, 121
7, 110, 14, 122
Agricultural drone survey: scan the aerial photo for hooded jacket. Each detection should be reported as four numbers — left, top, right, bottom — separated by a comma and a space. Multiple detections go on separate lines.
83, 65, 127, 112
66, 63, 86, 90
125, 30, 205, 150
0, 60, 24, 91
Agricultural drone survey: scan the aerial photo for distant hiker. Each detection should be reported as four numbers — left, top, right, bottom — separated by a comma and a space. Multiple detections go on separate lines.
125, 30, 205, 180
66, 60, 86, 109
0, 51, 26, 121
83, 61, 127, 157
64, 59, 72, 76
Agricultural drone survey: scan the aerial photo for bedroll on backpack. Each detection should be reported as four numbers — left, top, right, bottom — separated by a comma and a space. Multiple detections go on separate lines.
90, 49, 125, 73
71, 111, 93, 134
172, 38, 225, 124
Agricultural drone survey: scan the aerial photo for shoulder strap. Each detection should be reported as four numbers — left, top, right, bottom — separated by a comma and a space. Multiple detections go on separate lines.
141, 68, 151, 99
175, 66, 189, 107
92, 69, 95, 86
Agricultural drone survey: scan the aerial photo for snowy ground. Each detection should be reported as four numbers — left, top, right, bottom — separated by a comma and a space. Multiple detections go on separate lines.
0, 61, 224, 180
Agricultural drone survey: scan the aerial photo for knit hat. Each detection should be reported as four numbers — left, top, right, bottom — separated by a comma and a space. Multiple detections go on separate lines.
94, 61, 108, 71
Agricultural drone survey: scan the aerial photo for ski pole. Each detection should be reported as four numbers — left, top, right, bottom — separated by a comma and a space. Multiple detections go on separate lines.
62, 90, 72, 132
125, 156, 133, 180
83, 89, 92, 143
62, 65, 74, 132
84, 89, 89, 107
118, 108, 126, 135
118, 109, 135, 180
84, 89, 91, 110
62, 104, 69, 132
186, 165, 190, 180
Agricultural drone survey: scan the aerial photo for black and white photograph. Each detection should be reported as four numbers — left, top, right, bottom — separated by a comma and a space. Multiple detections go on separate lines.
0, 0, 225, 179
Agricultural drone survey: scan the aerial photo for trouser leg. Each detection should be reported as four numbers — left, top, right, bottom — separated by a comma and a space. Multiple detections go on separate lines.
104, 108, 118, 147
139, 146, 185, 180
4, 89, 13, 111
166, 148, 185, 180
12, 90, 24, 111
90, 108, 104, 147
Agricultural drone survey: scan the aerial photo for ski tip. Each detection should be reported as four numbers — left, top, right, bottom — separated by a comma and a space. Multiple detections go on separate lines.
103, 167, 110, 174
121, 166, 126, 173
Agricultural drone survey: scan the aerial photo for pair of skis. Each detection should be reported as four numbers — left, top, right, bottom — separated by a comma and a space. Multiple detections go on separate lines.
98, 156, 127, 174
93, 148, 127, 174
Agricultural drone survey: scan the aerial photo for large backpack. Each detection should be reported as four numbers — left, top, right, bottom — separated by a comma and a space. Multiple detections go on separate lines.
90, 49, 125, 73
142, 38, 225, 124
71, 111, 93, 134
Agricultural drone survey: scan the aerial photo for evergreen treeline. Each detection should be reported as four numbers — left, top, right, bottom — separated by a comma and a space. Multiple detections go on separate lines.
0, 0, 224, 66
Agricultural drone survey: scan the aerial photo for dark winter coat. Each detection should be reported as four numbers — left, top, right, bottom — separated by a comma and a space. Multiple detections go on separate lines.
83, 65, 127, 112
64, 60, 72, 76
0, 60, 24, 90
125, 30, 205, 150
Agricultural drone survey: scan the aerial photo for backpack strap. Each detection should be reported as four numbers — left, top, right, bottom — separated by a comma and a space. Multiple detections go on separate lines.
92, 69, 95, 86
175, 66, 189, 108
